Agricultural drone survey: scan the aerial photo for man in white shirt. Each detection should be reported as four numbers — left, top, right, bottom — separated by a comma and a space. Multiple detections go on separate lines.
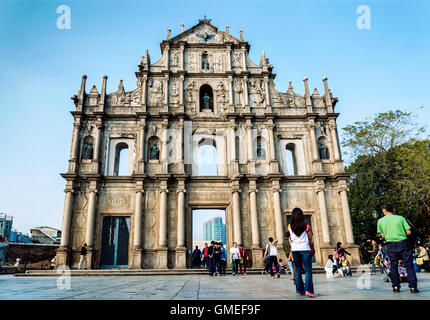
229, 242, 240, 276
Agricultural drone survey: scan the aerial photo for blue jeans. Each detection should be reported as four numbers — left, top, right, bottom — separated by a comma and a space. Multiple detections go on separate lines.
387, 240, 417, 289
203, 257, 209, 268
292, 250, 314, 294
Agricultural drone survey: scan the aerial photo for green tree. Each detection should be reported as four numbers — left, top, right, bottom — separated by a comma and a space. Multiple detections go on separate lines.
342, 110, 429, 261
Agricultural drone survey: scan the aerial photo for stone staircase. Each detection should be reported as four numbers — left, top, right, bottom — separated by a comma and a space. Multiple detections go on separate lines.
16, 265, 372, 277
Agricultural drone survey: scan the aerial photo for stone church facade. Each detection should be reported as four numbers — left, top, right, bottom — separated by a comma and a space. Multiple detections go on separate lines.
56, 19, 360, 270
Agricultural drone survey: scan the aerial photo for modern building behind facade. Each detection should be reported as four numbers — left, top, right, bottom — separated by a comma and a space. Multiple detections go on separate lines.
30, 227, 62, 244
9, 231, 31, 243
203, 217, 227, 244
0, 213, 13, 240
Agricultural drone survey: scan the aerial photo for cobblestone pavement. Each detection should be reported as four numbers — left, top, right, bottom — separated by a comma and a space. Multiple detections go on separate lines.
0, 273, 429, 300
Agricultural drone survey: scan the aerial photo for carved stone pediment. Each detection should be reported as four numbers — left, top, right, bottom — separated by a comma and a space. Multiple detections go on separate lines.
169, 22, 240, 45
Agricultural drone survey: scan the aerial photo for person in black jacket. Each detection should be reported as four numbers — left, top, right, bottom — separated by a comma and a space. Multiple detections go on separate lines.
79, 243, 88, 270
191, 246, 202, 268
208, 241, 215, 275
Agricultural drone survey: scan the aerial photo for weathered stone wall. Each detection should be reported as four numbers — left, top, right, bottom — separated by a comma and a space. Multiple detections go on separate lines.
6, 243, 59, 264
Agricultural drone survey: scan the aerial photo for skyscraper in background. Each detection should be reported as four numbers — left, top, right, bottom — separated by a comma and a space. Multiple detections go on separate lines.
203, 217, 226, 244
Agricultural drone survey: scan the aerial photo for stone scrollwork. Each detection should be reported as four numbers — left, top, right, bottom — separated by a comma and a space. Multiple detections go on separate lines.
170, 50, 179, 67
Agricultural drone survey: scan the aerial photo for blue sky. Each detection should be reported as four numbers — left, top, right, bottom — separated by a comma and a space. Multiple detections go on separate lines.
0, 0, 429, 233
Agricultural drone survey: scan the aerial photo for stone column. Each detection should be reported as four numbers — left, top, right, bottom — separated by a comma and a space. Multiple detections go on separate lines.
229, 119, 238, 174
68, 118, 81, 173
226, 45, 232, 71
232, 186, 242, 244
161, 119, 169, 173
263, 76, 271, 111
322, 77, 334, 113
303, 77, 313, 113
228, 75, 234, 112
158, 180, 169, 269
329, 121, 341, 161
245, 120, 255, 174
141, 74, 148, 111
85, 183, 98, 269
241, 46, 247, 71
98, 75, 107, 112
134, 189, 144, 249
249, 182, 259, 248
159, 188, 168, 247
243, 76, 249, 112
175, 180, 187, 268
60, 187, 74, 248
85, 187, 98, 248
163, 75, 169, 112
179, 75, 185, 112
132, 185, 144, 268
267, 121, 279, 173
69, 119, 81, 161
179, 44, 185, 71
92, 119, 102, 173
316, 182, 331, 244
57, 185, 74, 267
176, 190, 185, 247
272, 182, 284, 246
249, 179, 263, 267
137, 119, 146, 173
338, 184, 355, 244
307, 121, 319, 161
176, 119, 184, 172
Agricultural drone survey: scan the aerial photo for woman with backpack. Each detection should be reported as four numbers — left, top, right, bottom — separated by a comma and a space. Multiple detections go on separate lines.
288, 207, 316, 297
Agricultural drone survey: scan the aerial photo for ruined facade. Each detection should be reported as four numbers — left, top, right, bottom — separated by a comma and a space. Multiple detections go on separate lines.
57, 19, 360, 269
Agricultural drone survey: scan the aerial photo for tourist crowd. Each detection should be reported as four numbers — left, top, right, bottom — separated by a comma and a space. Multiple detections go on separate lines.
192, 241, 249, 276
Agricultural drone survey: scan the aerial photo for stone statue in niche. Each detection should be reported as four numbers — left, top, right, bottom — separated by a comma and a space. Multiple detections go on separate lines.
319, 141, 330, 160
202, 52, 210, 71
234, 79, 243, 105
257, 143, 263, 158
202, 93, 211, 110
170, 82, 179, 104
82, 139, 93, 160
149, 142, 160, 160
232, 52, 241, 67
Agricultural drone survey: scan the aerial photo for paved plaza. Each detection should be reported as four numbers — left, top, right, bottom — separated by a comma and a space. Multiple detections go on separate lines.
0, 273, 429, 300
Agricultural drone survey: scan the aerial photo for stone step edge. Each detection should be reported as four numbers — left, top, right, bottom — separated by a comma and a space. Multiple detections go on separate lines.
16, 266, 371, 277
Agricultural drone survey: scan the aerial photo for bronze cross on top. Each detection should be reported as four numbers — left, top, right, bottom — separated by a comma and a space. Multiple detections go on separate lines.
199, 15, 212, 23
